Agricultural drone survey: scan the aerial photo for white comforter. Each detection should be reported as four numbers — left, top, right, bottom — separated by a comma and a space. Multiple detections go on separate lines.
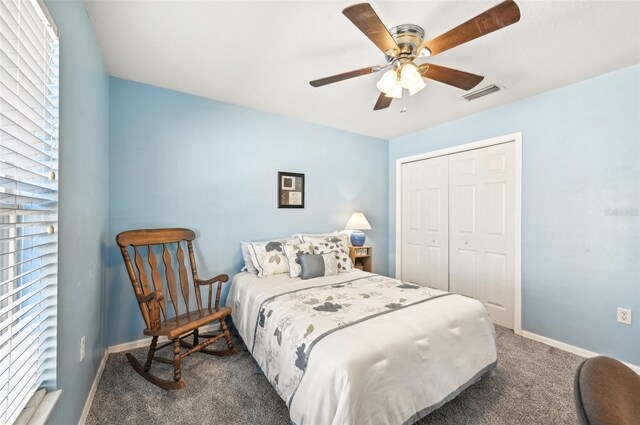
227, 270, 497, 425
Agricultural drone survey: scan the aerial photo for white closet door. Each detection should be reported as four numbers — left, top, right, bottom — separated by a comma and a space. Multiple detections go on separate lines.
401, 157, 449, 291
449, 143, 515, 328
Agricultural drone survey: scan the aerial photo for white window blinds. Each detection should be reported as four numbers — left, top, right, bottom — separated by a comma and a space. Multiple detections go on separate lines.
0, 1, 58, 424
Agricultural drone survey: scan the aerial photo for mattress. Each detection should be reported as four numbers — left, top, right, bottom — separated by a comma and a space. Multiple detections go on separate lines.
227, 270, 497, 425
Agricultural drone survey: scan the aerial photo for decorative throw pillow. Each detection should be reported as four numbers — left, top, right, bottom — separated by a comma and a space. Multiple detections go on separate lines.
321, 253, 340, 276
247, 238, 300, 278
283, 243, 314, 278
301, 235, 353, 272
300, 254, 340, 280
300, 234, 348, 248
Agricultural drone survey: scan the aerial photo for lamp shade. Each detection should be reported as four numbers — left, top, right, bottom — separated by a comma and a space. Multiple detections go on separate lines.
400, 63, 421, 89
344, 212, 372, 231
376, 69, 397, 94
377, 69, 403, 99
400, 63, 427, 96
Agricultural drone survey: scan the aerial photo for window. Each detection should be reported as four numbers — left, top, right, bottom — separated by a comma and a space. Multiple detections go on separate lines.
0, 1, 59, 424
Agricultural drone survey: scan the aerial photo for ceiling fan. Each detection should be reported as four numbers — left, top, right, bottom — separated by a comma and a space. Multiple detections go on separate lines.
309, 1, 521, 111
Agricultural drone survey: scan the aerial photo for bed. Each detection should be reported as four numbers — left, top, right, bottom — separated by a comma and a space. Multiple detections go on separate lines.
227, 269, 497, 425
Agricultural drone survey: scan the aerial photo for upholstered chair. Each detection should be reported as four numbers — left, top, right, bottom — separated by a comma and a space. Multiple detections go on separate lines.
574, 356, 640, 425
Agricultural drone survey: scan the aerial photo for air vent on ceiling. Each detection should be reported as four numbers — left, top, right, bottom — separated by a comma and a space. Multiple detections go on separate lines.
462, 84, 502, 101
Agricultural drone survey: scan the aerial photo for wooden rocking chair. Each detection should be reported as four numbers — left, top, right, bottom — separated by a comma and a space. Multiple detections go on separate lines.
116, 228, 237, 389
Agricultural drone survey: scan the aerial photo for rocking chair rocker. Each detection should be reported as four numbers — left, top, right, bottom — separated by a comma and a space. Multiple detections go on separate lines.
116, 228, 237, 389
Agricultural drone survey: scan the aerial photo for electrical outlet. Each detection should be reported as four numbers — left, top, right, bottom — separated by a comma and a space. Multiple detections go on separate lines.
617, 308, 632, 325
80, 336, 86, 361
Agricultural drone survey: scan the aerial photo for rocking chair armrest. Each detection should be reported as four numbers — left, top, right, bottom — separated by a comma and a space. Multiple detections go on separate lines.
196, 274, 229, 310
195, 274, 229, 286
136, 291, 164, 304
136, 291, 164, 330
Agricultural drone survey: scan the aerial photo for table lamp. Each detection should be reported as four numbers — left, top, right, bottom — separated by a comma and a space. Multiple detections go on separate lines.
345, 212, 372, 247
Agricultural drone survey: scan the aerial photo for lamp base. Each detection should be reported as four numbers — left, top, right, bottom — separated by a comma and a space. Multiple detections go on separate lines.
350, 230, 366, 247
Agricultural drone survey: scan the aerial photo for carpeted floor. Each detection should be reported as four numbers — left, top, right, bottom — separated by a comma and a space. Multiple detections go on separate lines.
87, 327, 583, 425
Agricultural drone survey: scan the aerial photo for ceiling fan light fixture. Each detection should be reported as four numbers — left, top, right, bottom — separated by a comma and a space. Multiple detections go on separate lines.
376, 69, 397, 94
399, 63, 426, 96
311, 1, 521, 111
385, 84, 403, 99
399, 63, 420, 87
408, 79, 427, 96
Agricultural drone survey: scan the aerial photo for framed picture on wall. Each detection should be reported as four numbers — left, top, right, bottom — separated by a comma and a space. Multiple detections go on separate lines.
278, 172, 305, 208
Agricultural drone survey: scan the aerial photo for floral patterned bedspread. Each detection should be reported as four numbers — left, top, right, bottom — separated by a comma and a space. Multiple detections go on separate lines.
250, 274, 453, 406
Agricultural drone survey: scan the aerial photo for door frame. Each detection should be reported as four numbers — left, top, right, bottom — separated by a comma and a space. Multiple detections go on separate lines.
395, 132, 523, 335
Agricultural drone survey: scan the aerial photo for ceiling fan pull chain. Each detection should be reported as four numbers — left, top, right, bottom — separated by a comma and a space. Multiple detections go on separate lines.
400, 89, 407, 113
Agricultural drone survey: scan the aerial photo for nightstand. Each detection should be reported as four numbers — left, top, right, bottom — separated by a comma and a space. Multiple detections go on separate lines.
349, 246, 372, 272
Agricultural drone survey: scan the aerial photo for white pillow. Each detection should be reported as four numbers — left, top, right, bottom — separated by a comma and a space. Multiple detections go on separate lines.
301, 235, 353, 272
283, 242, 314, 278
247, 238, 300, 278
241, 236, 300, 274
300, 234, 348, 246
293, 231, 341, 239
240, 242, 258, 273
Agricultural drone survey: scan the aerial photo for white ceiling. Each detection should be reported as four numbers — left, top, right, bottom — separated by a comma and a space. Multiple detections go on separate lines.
85, 1, 640, 140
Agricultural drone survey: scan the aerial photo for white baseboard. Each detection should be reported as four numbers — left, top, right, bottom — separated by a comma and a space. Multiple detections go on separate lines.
521, 330, 640, 374
78, 350, 108, 425
107, 337, 152, 354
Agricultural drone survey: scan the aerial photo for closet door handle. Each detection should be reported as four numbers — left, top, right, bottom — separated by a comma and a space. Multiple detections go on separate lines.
464, 241, 468, 245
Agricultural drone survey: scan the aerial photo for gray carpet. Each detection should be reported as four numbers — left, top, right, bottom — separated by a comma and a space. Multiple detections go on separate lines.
87, 327, 583, 425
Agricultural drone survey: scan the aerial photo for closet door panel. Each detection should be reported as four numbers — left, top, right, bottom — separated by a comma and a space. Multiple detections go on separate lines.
449, 143, 515, 329
454, 248, 477, 298
402, 243, 423, 284
401, 162, 425, 285
486, 182, 506, 236
425, 188, 443, 232
481, 144, 515, 328
458, 185, 477, 234
485, 252, 507, 309
424, 246, 442, 284
401, 157, 449, 291
449, 151, 481, 300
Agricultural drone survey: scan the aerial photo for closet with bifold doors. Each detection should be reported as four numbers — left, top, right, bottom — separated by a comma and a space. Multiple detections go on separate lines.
400, 142, 516, 329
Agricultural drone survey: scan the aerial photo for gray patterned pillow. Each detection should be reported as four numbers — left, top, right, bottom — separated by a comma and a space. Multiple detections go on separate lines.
321, 253, 340, 276
300, 254, 340, 280
283, 243, 314, 278
301, 235, 353, 272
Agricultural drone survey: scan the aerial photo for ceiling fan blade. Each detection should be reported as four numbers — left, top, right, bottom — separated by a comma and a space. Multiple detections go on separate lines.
310, 66, 379, 87
343, 3, 400, 56
419, 0, 520, 56
419, 63, 484, 90
373, 92, 392, 110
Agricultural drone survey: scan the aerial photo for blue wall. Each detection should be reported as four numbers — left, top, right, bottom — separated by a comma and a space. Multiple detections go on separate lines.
388, 65, 640, 365
45, 1, 110, 424
107, 78, 389, 345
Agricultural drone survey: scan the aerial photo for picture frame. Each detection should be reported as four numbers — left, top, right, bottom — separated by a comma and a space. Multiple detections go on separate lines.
278, 172, 305, 208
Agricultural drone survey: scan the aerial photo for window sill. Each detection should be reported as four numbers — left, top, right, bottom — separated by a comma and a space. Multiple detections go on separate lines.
14, 389, 61, 425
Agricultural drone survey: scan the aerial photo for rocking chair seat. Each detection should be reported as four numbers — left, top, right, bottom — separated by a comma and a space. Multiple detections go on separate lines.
144, 306, 232, 340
